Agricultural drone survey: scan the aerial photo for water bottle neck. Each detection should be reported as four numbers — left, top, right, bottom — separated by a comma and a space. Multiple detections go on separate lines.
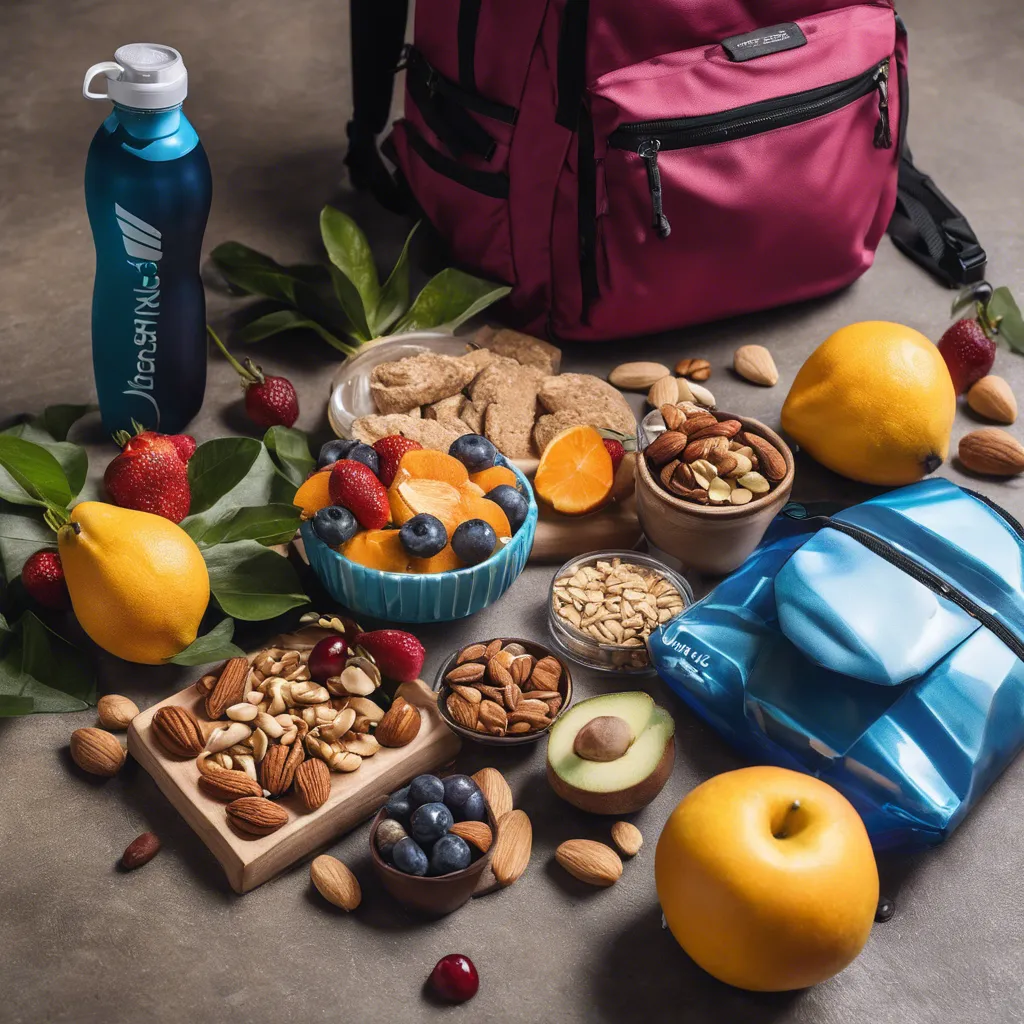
111, 103, 183, 140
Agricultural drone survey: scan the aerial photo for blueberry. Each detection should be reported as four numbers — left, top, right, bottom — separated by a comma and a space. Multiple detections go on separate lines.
391, 836, 429, 876
375, 818, 408, 862
410, 801, 454, 844
451, 519, 497, 566
442, 774, 480, 812
386, 785, 412, 823
399, 513, 448, 558
408, 774, 446, 809
449, 434, 498, 472
318, 438, 359, 468
311, 505, 359, 547
454, 788, 487, 823
428, 833, 472, 876
346, 442, 380, 475
485, 484, 529, 535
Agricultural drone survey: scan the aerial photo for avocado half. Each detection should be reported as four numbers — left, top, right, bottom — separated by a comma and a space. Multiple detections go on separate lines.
546, 692, 675, 815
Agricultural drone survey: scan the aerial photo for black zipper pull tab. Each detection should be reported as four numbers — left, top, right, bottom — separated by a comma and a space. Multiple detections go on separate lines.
874, 61, 892, 148
637, 139, 671, 239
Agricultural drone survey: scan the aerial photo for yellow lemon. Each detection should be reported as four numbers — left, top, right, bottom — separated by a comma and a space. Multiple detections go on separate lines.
781, 321, 955, 486
59, 501, 209, 664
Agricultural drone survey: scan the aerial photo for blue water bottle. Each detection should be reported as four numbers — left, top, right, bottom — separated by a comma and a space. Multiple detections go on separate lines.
83, 44, 212, 435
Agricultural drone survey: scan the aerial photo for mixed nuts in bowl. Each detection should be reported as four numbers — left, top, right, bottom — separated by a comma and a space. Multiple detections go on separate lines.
433, 638, 572, 745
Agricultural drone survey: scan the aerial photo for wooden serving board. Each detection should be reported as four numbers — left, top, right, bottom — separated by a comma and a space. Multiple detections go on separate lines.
127, 630, 461, 894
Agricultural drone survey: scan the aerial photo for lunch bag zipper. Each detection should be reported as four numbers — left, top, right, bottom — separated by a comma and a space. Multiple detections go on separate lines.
610, 59, 893, 239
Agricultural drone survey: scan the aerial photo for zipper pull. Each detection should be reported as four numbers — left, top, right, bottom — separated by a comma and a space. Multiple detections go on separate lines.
873, 61, 892, 149
637, 140, 672, 239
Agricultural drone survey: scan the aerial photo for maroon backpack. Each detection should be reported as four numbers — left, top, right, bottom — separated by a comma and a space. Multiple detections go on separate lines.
387, 1, 985, 341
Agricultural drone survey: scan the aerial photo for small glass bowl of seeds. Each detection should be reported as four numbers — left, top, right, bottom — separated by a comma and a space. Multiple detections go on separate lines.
547, 550, 692, 673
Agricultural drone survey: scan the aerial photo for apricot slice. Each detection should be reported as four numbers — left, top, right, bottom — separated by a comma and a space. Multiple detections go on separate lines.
460, 486, 511, 539
397, 449, 469, 487
470, 465, 518, 492
293, 469, 332, 518
391, 476, 465, 533
410, 543, 464, 574
534, 425, 613, 515
341, 529, 411, 573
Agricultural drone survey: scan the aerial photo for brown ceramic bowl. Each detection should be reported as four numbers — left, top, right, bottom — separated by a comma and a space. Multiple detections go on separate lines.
635, 412, 795, 575
369, 802, 498, 916
432, 637, 573, 746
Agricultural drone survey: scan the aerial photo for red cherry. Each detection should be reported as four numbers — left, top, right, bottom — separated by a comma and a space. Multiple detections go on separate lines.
429, 954, 479, 1003
308, 636, 349, 682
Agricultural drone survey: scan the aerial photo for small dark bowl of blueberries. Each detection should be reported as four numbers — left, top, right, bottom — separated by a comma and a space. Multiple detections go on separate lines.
370, 772, 497, 916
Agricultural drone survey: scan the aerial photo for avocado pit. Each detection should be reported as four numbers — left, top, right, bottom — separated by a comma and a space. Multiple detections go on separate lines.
573, 715, 632, 762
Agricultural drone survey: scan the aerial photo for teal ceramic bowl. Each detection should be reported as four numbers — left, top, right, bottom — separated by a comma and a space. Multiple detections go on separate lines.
301, 458, 538, 624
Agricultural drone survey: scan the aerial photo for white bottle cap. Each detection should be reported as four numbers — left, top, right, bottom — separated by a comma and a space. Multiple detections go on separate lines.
83, 44, 188, 110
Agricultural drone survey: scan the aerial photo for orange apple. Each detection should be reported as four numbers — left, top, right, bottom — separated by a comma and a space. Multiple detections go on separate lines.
655, 766, 878, 992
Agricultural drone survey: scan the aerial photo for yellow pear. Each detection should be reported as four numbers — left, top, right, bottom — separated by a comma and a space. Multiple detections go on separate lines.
781, 321, 955, 486
59, 501, 209, 664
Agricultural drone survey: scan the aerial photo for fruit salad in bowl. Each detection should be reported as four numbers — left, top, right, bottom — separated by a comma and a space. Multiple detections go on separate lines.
296, 433, 538, 623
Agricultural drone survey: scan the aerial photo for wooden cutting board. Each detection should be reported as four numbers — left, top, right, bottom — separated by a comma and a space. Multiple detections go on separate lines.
126, 629, 461, 894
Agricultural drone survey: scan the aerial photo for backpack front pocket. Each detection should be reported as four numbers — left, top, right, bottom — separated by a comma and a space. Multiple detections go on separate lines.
550, 4, 901, 339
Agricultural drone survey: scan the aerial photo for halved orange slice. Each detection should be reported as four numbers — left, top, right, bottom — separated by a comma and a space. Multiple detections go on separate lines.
396, 449, 469, 487
470, 465, 518, 493
293, 468, 332, 518
534, 425, 613, 515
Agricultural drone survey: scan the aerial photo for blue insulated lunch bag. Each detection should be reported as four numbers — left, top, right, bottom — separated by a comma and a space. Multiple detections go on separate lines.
648, 478, 1024, 851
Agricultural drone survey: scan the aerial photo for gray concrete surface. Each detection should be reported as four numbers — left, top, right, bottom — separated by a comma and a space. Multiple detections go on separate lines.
2, 1, 1024, 1022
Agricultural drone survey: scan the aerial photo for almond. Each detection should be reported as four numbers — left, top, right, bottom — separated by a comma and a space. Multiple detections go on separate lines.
688, 381, 716, 408
687, 418, 742, 442
610, 821, 644, 857
121, 832, 161, 870
659, 458, 681, 490
226, 796, 288, 836
69, 727, 125, 777
502, 682, 523, 711
449, 820, 493, 853
673, 357, 711, 381
660, 403, 687, 431
609, 361, 672, 391
294, 758, 332, 811
555, 839, 623, 887
310, 854, 361, 910
97, 694, 139, 731
683, 436, 729, 464
643, 430, 688, 467
487, 656, 514, 688
446, 692, 479, 729
967, 375, 1017, 425
205, 656, 250, 720
647, 375, 680, 409
676, 377, 695, 403
958, 428, 1024, 476
484, 639, 503, 659
375, 697, 421, 748
510, 655, 534, 687
260, 741, 302, 795
450, 684, 482, 704
740, 431, 787, 482
734, 344, 779, 386
491, 809, 532, 886
446, 662, 485, 684
152, 705, 205, 758
472, 767, 513, 819
478, 699, 508, 735
682, 410, 718, 433
198, 769, 262, 802
528, 656, 562, 691
456, 643, 487, 664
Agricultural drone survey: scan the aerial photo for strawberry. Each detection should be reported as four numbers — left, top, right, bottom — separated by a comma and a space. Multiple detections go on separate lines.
372, 435, 423, 486
114, 423, 196, 465
329, 459, 390, 529
602, 438, 625, 475
208, 327, 299, 428
104, 431, 191, 523
938, 320, 996, 395
21, 550, 71, 610
354, 629, 425, 683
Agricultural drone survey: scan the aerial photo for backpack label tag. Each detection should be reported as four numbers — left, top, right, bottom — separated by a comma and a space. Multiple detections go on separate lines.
722, 23, 807, 62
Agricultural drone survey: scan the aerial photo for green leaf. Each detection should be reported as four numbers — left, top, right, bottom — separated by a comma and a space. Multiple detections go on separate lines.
167, 618, 245, 665
0, 612, 96, 716
187, 437, 263, 515
0, 423, 87, 500
320, 205, 380, 326
210, 241, 302, 304
204, 541, 308, 621
0, 505, 54, 582
990, 287, 1024, 355
183, 504, 301, 548
235, 309, 357, 355
263, 426, 315, 487
0, 435, 73, 509
394, 269, 511, 334
329, 266, 372, 343
31, 404, 96, 442
370, 222, 418, 337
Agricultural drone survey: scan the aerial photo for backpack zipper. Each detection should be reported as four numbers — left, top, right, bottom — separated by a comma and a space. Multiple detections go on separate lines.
610, 59, 893, 239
